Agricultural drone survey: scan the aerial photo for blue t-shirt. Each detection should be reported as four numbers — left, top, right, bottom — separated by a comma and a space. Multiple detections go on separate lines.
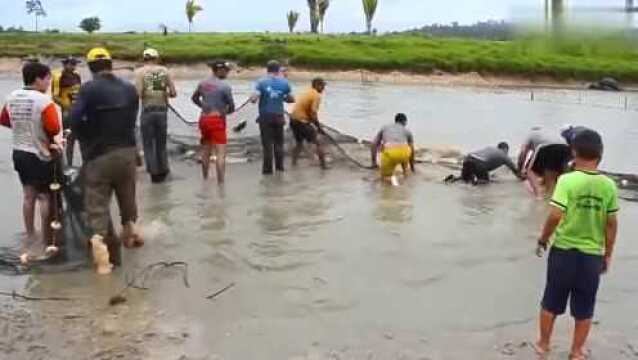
255, 75, 291, 116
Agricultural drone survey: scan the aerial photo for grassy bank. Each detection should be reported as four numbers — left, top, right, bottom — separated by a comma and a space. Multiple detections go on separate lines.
2, 32, 638, 81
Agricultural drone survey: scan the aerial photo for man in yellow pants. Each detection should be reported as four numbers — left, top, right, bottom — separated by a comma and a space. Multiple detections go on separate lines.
371, 113, 415, 185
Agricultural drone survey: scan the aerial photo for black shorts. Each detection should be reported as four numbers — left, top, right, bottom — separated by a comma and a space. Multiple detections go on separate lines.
12, 150, 54, 192
290, 119, 318, 144
531, 144, 571, 175
461, 157, 489, 184
541, 247, 603, 320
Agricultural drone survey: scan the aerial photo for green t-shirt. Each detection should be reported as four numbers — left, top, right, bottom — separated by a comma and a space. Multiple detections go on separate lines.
550, 170, 619, 256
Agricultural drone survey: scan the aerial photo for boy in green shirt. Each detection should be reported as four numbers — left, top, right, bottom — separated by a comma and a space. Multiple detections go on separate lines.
535, 129, 619, 360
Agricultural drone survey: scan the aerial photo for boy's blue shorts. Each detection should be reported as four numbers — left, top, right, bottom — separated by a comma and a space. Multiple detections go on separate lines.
541, 247, 604, 320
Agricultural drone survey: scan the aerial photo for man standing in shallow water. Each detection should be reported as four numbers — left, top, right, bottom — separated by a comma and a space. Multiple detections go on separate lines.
192, 60, 235, 183
1, 61, 63, 264
72, 47, 143, 274
51, 56, 82, 166
135, 48, 177, 183
250, 60, 295, 175
290, 77, 328, 169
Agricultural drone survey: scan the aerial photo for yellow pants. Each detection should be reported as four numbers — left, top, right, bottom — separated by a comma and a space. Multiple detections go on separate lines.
380, 145, 412, 177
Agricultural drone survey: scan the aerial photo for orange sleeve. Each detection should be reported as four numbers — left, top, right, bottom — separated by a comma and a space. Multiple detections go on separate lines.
41, 103, 61, 136
0, 105, 10, 128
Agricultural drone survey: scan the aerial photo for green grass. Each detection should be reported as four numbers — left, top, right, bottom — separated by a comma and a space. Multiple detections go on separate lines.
2, 32, 638, 81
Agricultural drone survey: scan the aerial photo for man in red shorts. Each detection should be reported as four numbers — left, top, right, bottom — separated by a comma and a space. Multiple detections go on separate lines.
191, 60, 235, 183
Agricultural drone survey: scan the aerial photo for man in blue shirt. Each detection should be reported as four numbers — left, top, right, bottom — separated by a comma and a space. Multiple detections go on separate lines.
250, 60, 295, 175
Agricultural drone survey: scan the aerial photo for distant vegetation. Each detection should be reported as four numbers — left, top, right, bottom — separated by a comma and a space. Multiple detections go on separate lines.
1, 32, 638, 81
398, 21, 515, 41
79, 17, 101, 34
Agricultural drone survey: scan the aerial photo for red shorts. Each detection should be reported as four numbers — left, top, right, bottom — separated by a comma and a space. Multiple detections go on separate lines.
199, 115, 227, 145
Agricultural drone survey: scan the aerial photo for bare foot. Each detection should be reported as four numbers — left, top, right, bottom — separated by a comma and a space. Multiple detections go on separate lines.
90, 235, 112, 275
569, 348, 589, 360
122, 223, 144, 249
533, 341, 550, 358
19, 253, 29, 265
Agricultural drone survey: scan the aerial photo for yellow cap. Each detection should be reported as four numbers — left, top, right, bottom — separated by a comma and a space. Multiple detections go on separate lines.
86, 47, 112, 62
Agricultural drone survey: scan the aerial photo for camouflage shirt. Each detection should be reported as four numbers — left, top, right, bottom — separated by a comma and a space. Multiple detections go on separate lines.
135, 65, 173, 109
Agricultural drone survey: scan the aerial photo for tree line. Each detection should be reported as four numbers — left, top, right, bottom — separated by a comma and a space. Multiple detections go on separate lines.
396, 21, 515, 41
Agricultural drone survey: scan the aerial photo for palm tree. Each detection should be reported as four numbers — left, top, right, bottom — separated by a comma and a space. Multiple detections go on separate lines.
307, 0, 320, 33
287, 11, 300, 33
26, 0, 47, 33
362, 0, 378, 35
185, 0, 204, 33
318, 0, 330, 33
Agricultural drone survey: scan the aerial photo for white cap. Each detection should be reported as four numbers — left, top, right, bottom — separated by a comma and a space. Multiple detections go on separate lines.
143, 48, 160, 59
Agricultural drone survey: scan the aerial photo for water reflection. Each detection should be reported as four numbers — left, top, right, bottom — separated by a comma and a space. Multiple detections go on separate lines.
373, 184, 414, 224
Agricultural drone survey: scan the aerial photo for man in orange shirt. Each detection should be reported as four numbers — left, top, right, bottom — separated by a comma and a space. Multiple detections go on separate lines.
290, 78, 327, 169
1, 61, 62, 263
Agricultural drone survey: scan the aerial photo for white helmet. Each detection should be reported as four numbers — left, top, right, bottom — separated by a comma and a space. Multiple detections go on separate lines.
143, 48, 160, 59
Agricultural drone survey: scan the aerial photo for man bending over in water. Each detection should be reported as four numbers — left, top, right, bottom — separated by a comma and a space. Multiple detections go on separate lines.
290, 78, 328, 169
371, 113, 415, 185
445, 142, 523, 185
518, 127, 571, 199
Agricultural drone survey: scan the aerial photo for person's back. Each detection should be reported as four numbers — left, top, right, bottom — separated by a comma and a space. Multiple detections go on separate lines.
73, 73, 138, 161
372, 114, 415, 184
525, 128, 565, 150
535, 129, 618, 360
256, 74, 291, 116
251, 60, 294, 175
135, 64, 171, 109
551, 171, 618, 255
196, 76, 234, 116
380, 123, 413, 145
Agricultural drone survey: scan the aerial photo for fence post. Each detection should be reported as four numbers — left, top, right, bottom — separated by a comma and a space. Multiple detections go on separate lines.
531, 91, 535, 102
625, 96, 628, 111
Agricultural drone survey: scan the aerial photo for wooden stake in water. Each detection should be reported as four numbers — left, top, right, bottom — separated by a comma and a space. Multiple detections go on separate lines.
625, 96, 629, 111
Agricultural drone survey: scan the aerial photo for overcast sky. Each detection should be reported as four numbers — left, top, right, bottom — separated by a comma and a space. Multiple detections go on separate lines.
4, 0, 628, 33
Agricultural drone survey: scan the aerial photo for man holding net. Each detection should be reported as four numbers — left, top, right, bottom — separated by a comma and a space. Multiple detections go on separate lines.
72, 48, 142, 274
290, 78, 328, 170
135, 48, 177, 184
250, 60, 294, 175
191, 60, 235, 184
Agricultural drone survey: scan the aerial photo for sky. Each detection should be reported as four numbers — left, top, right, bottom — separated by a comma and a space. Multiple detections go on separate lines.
3, 0, 628, 33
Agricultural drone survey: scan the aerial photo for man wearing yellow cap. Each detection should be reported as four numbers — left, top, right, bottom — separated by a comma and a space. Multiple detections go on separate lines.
71, 47, 143, 274
135, 48, 177, 183
51, 56, 82, 166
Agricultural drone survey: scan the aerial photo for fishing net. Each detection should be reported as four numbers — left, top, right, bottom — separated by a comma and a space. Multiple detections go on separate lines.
0, 164, 118, 275
165, 103, 374, 169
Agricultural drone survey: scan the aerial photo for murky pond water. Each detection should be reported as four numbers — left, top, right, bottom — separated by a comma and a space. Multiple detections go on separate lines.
0, 76, 637, 359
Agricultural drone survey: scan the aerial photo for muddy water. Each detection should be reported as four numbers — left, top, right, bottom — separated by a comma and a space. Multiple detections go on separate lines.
0, 77, 637, 360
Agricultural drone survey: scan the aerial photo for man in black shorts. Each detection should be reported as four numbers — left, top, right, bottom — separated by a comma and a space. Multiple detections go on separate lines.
289, 78, 327, 169
446, 142, 522, 185
1, 61, 63, 263
518, 127, 571, 198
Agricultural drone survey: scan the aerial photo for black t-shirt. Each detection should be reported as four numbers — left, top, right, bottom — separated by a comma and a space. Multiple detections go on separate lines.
71, 73, 139, 161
